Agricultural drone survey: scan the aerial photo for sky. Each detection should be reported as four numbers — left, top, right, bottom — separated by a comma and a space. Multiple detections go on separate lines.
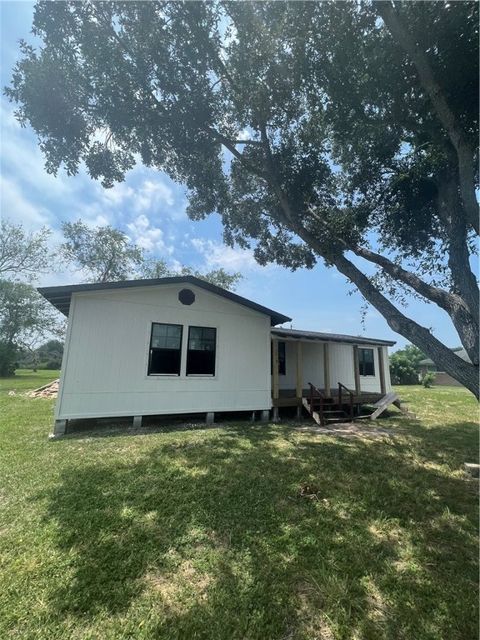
0, 1, 466, 352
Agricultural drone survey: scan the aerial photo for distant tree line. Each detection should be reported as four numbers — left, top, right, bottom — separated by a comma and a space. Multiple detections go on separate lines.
16, 339, 64, 372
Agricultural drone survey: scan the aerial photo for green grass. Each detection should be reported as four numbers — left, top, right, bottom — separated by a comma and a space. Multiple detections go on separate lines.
0, 372, 478, 639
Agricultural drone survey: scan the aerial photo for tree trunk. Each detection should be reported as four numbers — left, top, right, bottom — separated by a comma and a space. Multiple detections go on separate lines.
333, 253, 479, 398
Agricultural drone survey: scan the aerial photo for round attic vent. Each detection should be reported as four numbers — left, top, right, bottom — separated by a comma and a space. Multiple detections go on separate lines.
178, 288, 195, 305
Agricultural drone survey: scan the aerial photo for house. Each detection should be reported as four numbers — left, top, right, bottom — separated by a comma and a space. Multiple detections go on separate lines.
38, 276, 395, 436
419, 347, 471, 387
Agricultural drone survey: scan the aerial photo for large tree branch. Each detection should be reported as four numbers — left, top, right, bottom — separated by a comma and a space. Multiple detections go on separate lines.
332, 252, 479, 396
351, 245, 466, 311
351, 245, 478, 365
376, 1, 479, 233
307, 198, 479, 363
287, 213, 479, 394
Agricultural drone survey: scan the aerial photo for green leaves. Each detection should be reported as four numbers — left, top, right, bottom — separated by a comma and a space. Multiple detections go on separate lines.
60, 220, 144, 282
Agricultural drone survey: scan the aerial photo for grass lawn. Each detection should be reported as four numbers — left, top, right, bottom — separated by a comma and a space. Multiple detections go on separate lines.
0, 371, 478, 639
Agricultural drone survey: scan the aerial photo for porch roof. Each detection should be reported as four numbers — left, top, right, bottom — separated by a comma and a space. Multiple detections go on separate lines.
271, 327, 395, 347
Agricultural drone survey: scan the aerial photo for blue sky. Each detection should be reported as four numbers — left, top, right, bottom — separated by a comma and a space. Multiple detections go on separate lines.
0, 1, 466, 351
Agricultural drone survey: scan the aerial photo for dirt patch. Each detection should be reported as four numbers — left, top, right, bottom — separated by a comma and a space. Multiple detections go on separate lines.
294, 421, 393, 439
145, 560, 212, 608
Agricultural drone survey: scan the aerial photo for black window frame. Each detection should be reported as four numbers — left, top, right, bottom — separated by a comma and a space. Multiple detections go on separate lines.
186, 326, 217, 376
148, 322, 183, 376
358, 348, 375, 376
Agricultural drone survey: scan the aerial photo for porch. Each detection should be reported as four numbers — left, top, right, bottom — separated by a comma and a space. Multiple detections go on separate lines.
271, 329, 394, 424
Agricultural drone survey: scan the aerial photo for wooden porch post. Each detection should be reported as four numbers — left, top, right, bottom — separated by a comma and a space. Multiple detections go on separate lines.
378, 346, 386, 396
272, 338, 279, 420
353, 346, 361, 395
296, 341, 303, 418
324, 342, 331, 398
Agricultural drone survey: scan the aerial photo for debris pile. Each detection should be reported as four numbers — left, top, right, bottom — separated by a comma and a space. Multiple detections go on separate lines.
29, 379, 60, 398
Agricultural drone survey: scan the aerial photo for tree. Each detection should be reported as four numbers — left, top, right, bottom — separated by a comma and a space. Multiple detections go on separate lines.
0, 219, 51, 279
390, 344, 426, 385
61, 220, 242, 289
61, 220, 144, 282
36, 339, 64, 369
0, 221, 59, 376
5, 1, 479, 395
139, 258, 242, 290
0, 280, 62, 376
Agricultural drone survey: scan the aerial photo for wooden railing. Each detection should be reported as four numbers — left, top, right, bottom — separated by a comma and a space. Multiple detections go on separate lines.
308, 382, 326, 425
338, 382, 354, 420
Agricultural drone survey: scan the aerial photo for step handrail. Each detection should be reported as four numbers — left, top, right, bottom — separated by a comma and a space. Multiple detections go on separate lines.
338, 382, 354, 420
308, 382, 326, 425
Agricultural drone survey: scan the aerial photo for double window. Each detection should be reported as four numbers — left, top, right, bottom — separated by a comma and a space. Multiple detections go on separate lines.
148, 323, 217, 376
359, 348, 375, 376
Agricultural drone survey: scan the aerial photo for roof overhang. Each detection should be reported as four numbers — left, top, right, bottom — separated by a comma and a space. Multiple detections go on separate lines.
271, 327, 396, 347
38, 276, 292, 326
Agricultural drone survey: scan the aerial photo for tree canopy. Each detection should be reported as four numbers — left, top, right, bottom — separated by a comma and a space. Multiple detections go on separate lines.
61, 220, 144, 283
0, 219, 51, 279
390, 344, 426, 385
0, 220, 60, 376
61, 219, 242, 289
5, 1, 479, 394
0, 280, 61, 376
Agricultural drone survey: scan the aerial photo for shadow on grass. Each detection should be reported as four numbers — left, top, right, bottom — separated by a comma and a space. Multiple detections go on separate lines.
39, 423, 478, 639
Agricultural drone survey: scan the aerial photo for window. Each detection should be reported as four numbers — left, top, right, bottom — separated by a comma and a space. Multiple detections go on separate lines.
278, 341, 286, 375
359, 348, 375, 376
271, 341, 286, 375
186, 326, 217, 375
148, 323, 183, 375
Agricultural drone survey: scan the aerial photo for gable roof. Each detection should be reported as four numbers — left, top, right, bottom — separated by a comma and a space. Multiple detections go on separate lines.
37, 276, 292, 326
271, 327, 395, 347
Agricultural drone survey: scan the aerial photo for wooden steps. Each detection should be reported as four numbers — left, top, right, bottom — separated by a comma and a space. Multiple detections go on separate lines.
302, 382, 407, 426
302, 397, 350, 426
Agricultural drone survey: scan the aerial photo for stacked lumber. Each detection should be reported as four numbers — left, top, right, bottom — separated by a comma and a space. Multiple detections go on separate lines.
29, 379, 59, 398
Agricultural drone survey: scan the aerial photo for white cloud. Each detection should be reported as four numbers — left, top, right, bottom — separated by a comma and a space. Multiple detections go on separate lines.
100, 183, 135, 206
168, 259, 183, 273
0, 174, 52, 228
126, 214, 173, 254
135, 179, 174, 211
191, 238, 268, 272
237, 128, 252, 141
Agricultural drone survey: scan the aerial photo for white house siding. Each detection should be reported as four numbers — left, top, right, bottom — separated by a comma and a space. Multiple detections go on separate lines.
56, 283, 272, 420
357, 344, 391, 393
278, 341, 325, 390
276, 340, 391, 394
329, 343, 356, 389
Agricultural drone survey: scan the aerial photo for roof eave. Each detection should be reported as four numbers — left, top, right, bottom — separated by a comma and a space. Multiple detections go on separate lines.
37, 276, 291, 326
271, 327, 396, 347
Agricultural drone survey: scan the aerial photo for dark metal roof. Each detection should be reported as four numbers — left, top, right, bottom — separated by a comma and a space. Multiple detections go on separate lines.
271, 327, 395, 347
37, 276, 292, 326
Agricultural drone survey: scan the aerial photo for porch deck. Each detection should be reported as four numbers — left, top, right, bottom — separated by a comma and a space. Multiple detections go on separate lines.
272, 388, 384, 408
